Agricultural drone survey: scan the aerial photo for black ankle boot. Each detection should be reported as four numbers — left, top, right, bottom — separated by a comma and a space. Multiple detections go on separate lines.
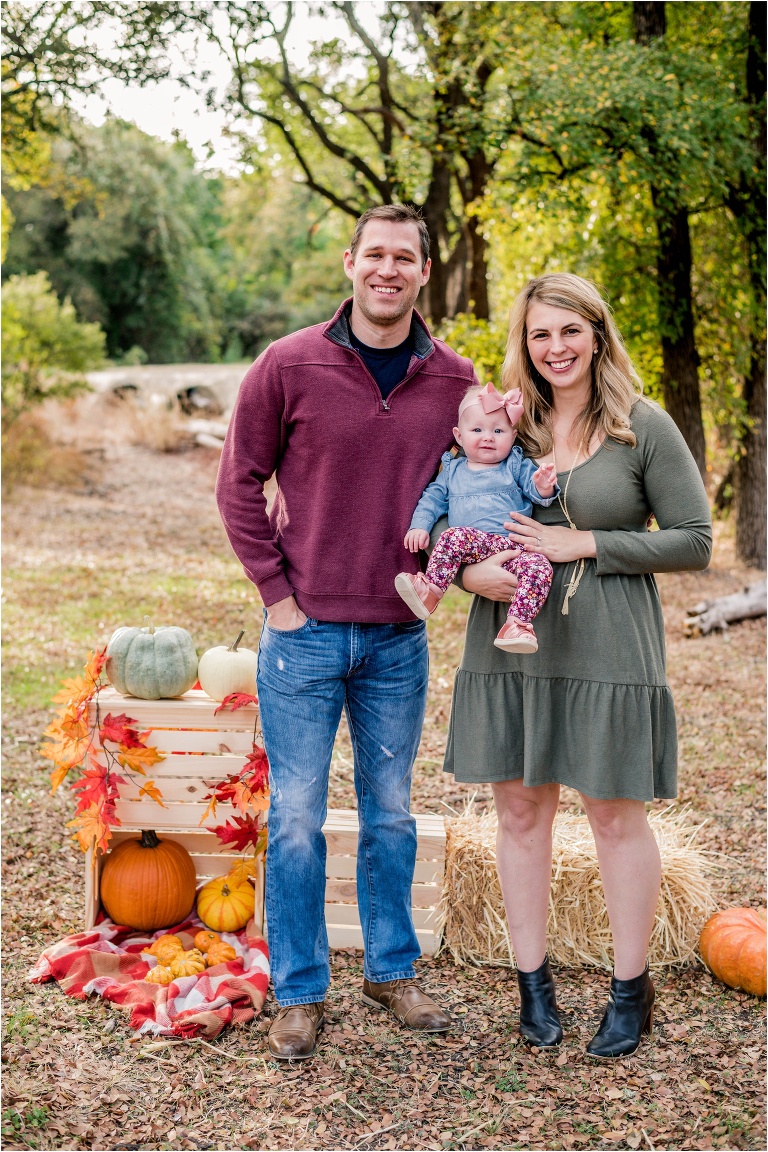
586, 964, 655, 1059
516, 955, 563, 1048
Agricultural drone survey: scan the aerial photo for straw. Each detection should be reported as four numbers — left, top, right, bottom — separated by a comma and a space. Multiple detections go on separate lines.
436, 800, 719, 970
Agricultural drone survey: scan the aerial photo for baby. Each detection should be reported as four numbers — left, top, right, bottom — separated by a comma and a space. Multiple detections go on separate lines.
395, 383, 558, 653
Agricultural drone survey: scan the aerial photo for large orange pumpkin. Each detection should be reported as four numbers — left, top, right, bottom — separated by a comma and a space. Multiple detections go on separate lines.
196, 873, 254, 932
699, 907, 767, 996
99, 830, 197, 932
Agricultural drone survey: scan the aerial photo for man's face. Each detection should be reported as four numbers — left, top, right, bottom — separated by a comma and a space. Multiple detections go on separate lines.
343, 220, 431, 328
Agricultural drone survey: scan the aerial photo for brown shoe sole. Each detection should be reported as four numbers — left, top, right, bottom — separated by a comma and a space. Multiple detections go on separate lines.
362, 993, 451, 1032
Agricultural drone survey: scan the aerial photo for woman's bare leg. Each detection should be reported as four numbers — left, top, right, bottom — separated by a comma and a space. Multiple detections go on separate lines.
491, 779, 561, 971
580, 796, 661, 980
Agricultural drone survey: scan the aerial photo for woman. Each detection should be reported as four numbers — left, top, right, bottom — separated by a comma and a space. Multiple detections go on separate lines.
445, 273, 712, 1058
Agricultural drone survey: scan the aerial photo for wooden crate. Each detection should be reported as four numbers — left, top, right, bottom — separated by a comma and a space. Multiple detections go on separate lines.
84, 687, 264, 932
84, 689, 446, 954
322, 808, 445, 956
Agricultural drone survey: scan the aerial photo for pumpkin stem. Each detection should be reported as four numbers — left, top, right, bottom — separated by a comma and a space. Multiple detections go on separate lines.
140, 829, 160, 849
143, 615, 155, 635
221, 883, 231, 896
228, 630, 246, 652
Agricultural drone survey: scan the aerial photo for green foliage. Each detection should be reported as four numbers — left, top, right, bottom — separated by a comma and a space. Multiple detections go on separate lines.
3, 120, 226, 363
436, 315, 507, 385
1, 271, 105, 421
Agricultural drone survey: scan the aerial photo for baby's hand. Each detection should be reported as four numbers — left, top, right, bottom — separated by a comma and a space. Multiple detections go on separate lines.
404, 528, 430, 553
533, 461, 558, 497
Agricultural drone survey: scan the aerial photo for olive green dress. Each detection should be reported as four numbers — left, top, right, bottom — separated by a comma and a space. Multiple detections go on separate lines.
443, 401, 712, 801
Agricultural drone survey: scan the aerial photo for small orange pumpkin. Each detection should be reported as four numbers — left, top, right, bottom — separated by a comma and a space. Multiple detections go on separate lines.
169, 948, 207, 978
699, 907, 767, 996
100, 830, 197, 931
194, 929, 220, 954
147, 933, 183, 955
144, 965, 174, 985
197, 873, 254, 933
206, 940, 238, 967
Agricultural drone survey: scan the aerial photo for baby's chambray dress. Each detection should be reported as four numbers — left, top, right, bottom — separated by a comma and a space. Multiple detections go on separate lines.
443, 401, 712, 801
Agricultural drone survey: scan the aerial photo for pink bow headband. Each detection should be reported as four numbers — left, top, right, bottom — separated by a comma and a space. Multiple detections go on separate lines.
458, 382, 524, 427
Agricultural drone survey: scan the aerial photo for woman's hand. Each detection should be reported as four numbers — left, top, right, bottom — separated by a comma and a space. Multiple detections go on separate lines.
462, 550, 520, 601
505, 511, 597, 563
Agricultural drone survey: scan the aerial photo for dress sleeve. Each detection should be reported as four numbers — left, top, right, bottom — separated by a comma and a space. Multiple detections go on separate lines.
409, 456, 452, 533
594, 405, 712, 576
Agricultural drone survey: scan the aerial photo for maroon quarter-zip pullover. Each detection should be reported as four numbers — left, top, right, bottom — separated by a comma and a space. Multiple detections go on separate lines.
216, 299, 479, 622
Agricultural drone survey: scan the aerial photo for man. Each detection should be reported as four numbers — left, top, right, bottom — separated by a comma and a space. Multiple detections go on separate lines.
216, 205, 479, 1060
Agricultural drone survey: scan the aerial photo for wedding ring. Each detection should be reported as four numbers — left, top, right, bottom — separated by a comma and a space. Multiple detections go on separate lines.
536, 536, 541, 545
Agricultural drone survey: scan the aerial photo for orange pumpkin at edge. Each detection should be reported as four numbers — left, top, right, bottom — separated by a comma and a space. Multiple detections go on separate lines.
99, 830, 197, 932
699, 907, 767, 997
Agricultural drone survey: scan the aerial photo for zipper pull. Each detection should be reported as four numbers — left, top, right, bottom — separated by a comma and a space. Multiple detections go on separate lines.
382, 400, 390, 411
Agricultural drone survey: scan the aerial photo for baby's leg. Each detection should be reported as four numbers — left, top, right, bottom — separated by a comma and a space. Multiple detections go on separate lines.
425, 528, 511, 592
505, 552, 554, 622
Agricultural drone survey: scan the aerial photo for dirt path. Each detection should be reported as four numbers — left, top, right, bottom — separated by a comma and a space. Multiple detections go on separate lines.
2, 401, 765, 1151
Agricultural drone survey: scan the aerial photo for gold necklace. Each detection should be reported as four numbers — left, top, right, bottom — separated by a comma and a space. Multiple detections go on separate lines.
552, 436, 588, 616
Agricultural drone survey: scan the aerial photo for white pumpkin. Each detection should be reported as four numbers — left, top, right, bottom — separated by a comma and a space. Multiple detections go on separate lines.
198, 631, 258, 701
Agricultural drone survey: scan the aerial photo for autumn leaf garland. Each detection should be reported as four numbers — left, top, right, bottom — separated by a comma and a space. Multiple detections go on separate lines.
42, 649, 168, 858
42, 658, 270, 861
199, 693, 270, 857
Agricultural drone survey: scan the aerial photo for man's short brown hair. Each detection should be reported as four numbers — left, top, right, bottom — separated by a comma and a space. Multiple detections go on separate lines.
349, 205, 430, 268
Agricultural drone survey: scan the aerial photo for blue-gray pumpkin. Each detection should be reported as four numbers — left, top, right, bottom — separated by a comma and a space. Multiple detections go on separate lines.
106, 617, 198, 699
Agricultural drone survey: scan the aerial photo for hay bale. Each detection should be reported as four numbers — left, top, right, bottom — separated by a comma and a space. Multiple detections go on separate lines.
436, 801, 718, 970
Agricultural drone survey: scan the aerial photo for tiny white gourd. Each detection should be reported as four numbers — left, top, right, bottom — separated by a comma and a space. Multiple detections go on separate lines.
198, 631, 258, 702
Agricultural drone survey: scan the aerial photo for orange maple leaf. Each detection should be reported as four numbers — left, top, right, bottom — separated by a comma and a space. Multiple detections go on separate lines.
138, 780, 166, 807
66, 799, 115, 856
51, 675, 93, 708
117, 743, 164, 774
50, 762, 72, 794
40, 732, 92, 769
84, 648, 107, 685
231, 778, 270, 815
226, 857, 260, 886
198, 795, 218, 826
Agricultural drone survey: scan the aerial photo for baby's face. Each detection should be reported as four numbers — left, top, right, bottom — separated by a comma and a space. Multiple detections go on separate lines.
453, 403, 516, 465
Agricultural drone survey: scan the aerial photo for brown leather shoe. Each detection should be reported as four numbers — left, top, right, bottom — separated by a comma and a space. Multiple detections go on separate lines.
362, 978, 451, 1032
267, 1002, 324, 1060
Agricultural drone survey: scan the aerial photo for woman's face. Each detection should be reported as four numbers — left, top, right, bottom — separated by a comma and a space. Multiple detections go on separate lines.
525, 301, 597, 399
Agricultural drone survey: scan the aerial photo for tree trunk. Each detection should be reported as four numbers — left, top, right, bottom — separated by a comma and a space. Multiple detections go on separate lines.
635, 2, 707, 477
650, 194, 707, 477
735, 338, 767, 568
734, 0, 767, 568
633, 2, 666, 42
418, 160, 452, 324
463, 147, 491, 319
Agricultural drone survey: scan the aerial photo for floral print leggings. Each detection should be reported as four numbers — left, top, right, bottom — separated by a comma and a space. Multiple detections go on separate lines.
425, 526, 553, 623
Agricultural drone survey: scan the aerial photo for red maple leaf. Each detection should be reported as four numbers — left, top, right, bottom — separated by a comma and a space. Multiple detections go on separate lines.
213, 692, 259, 715
70, 760, 125, 816
207, 813, 264, 853
243, 745, 269, 792
99, 713, 143, 747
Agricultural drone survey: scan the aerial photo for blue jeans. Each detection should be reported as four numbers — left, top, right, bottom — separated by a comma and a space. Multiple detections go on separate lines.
257, 616, 429, 1006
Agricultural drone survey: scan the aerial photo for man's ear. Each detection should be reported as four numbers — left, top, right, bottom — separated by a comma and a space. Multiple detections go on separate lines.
420, 258, 432, 287
343, 249, 355, 282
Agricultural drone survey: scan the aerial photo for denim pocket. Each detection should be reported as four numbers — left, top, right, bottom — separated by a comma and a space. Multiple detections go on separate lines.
393, 619, 426, 632
264, 616, 315, 636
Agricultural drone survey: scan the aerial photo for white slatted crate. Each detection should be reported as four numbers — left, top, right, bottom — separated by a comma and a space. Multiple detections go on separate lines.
84, 689, 446, 955
322, 808, 446, 956
84, 687, 264, 932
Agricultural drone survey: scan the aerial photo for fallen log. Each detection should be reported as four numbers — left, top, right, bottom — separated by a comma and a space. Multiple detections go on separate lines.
684, 580, 767, 636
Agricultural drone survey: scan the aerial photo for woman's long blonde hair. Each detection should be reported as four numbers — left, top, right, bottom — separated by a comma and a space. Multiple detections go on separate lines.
501, 273, 644, 458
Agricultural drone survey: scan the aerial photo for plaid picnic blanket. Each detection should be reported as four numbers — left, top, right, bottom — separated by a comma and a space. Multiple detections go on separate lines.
29, 917, 270, 1039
